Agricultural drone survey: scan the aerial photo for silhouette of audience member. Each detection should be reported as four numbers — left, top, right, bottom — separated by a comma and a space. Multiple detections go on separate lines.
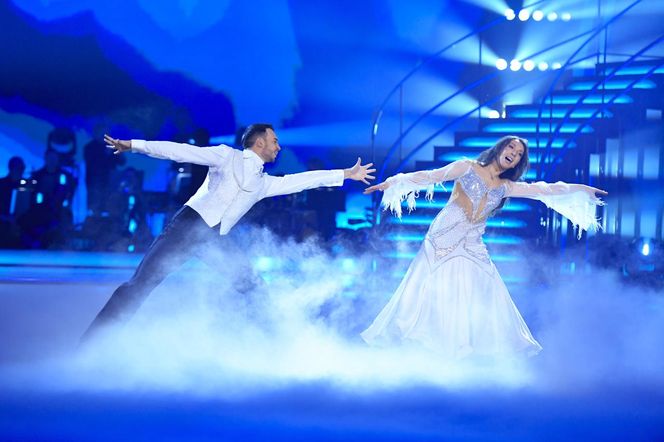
0, 156, 27, 248
104, 167, 150, 251
0, 156, 26, 216
19, 149, 77, 249
85, 125, 125, 214
47, 127, 77, 167
304, 157, 345, 241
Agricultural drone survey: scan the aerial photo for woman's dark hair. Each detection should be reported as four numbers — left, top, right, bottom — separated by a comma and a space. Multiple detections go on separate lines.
476, 135, 529, 215
476, 135, 529, 182
241, 123, 274, 149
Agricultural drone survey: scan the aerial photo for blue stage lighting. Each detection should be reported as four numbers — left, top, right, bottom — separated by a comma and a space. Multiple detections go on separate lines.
510, 59, 522, 71
561, 12, 572, 21
603, 65, 664, 76
552, 62, 562, 70
341, 258, 355, 271
505, 9, 515, 20
496, 58, 508, 70
544, 94, 633, 105
569, 79, 656, 91
538, 61, 549, 71
547, 12, 558, 21
483, 122, 593, 133
523, 60, 535, 71
255, 256, 275, 272
518, 9, 530, 21
532, 10, 544, 21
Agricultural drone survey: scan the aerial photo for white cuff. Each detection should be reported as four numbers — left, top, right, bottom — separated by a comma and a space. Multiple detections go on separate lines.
130, 139, 147, 153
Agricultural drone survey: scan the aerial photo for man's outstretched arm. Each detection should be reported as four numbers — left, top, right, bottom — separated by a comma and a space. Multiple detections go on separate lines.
264, 157, 375, 198
104, 134, 231, 167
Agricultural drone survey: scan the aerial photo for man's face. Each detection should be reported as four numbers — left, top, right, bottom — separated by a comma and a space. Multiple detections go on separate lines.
255, 128, 281, 163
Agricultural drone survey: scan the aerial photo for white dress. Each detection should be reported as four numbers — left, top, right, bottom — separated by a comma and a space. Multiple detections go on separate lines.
361, 160, 604, 359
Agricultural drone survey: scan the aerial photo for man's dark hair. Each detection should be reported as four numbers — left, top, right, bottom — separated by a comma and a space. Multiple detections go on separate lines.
241, 123, 274, 149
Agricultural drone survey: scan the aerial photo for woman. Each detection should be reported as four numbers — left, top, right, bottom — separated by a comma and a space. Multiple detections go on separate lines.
361, 136, 607, 358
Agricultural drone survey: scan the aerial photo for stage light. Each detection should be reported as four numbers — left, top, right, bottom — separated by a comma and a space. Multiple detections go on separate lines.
538, 61, 549, 71
641, 241, 650, 256
547, 12, 558, 21
552, 62, 562, 70
487, 110, 501, 119
255, 256, 276, 272
523, 60, 535, 71
505, 8, 515, 20
341, 258, 356, 271
561, 12, 572, 21
518, 9, 530, 21
532, 10, 544, 21
510, 59, 522, 71
496, 58, 508, 70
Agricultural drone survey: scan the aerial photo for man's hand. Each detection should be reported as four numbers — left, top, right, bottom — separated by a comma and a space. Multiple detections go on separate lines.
104, 134, 132, 155
363, 181, 390, 194
344, 158, 376, 185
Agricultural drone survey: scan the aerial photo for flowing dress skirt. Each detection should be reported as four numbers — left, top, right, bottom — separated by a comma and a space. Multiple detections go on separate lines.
361, 223, 542, 359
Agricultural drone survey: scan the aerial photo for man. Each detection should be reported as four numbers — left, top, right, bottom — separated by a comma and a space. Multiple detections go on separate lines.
84, 123, 125, 215
82, 123, 375, 341
0, 156, 26, 217
0, 156, 26, 248
20, 149, 77, 249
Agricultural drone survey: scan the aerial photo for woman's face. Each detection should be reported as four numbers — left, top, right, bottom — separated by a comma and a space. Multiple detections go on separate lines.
496, 139, 525, 171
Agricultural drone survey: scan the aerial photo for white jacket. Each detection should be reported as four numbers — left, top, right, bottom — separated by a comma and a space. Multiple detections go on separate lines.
131, 140, 345, 235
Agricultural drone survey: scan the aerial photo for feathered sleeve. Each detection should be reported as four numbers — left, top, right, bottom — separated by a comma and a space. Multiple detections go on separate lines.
381, 160, 473, 218
506, 181, 605, 238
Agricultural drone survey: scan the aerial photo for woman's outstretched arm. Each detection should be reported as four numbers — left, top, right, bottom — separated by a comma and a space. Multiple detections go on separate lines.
505, 180, 608, 238
365, 159, 474, 217
506, 181, 607, 199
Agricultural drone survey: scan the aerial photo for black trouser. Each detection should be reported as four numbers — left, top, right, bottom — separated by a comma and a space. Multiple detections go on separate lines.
81, 206, 254, 341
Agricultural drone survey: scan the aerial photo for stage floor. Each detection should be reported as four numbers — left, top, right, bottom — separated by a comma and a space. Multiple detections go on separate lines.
1, 250, 663, 441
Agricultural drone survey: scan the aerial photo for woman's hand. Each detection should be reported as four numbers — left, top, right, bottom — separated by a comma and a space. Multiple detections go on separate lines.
581, 185, 608, 198
363, 181, 391, 194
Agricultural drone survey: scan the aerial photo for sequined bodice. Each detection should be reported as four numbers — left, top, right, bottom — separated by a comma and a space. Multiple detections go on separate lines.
457, 167, 506, 220
423, 166, 506, 275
